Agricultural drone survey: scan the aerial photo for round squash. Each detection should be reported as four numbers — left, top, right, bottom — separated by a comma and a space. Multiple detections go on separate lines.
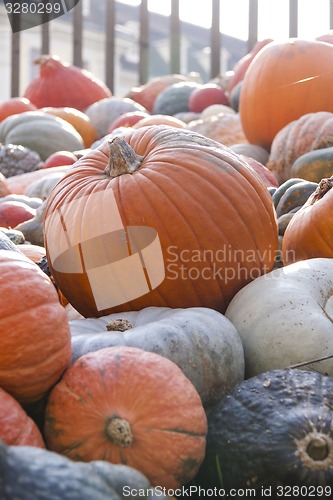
23, 55, 112, 111
126, 73, 192, 112
282, 176, 333, 263
240, 39, 333, 150
225, 257, 333, 378
44, 345, 207, 489
0, 439, 161, 500
291, 146, 333, 182
0, 387, 45, 448
274, 180, 318, 218
267, 111, 333, 184
152, 81, 201, 115
84, 96, 147, 139
0, 111, 84, 160
0, 249, 71, 403
197, 368, 333, 490
44, 126, 278, 318
69, 306, 245, 408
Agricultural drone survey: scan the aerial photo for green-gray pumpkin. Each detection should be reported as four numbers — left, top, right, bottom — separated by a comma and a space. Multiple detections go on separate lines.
0, 439, 164, 499
196, 368, 333, 490
70, 306, 245, 408
0, 111, 84, 160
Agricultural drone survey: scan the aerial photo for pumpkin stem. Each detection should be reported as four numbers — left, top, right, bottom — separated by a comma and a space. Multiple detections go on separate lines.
105, 137, 143, 178
106, 319, 132, 332
310, 176, 333, 204
307, 436, 329, 461
296, 431, 333, 467
105, 416, 133, 447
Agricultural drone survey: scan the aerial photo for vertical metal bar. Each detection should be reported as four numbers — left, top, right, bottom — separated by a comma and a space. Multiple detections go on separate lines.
139, 0, 149, 84
210, 0, 220, 78
41, 13, 50, 55
330, 0, 333, 29
73, 0, 83, 67
289, 0, 298, 37
170, 0, 181, 74
248, 0, 258, 51
10, 11, 21, 97
105, 0, 115, 93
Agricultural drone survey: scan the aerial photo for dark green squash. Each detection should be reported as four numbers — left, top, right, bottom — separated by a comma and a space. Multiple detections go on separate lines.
0, 439, 161, 499
275, 180, 318, 217
271, 177, 305, 208
152, 81, 201, 115
291, 146, 333, 182
196, 369, 333, 491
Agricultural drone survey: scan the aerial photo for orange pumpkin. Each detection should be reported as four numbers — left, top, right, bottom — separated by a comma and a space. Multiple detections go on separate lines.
0, 387, 45, 448
0, 249, 71, 403
282, 176, 333, 264
23, 55, 111, 111
40, 107, 98, 147
0, 97, 37, 122
44, 345, 207, 489
240, 39, 333, 150
44, 125, 278, 318
267, 111, 333, 184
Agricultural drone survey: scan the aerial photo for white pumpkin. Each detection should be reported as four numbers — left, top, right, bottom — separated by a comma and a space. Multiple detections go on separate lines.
70, 306, 244, 408
225, 258, 333, 378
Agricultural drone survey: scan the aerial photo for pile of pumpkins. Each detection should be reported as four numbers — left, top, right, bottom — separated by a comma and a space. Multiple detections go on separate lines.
1, 34, 333, 497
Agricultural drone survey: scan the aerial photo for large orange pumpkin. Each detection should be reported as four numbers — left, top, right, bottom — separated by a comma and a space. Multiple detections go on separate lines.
239, 39, 333, 150
44, 125, 278, 318
0, 387, 45, 448
44, 345, 207, 489
0, 249, 71, 404
282, 176, 333, 264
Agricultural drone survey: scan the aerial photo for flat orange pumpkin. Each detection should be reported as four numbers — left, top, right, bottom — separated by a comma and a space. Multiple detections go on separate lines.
44, 345, 207, 489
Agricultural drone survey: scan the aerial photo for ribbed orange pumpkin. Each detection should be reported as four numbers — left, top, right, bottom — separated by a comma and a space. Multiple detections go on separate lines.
0, 387, 45, 448
44, 345, 207, 489
0, 249, 71, 404
44, 125, 278, 318
282, 176, 333, 264
240, 39, 333, 150
23, 55, 111, 111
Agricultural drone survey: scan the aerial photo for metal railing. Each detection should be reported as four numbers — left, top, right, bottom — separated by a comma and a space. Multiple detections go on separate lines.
8, 0, 333, 97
